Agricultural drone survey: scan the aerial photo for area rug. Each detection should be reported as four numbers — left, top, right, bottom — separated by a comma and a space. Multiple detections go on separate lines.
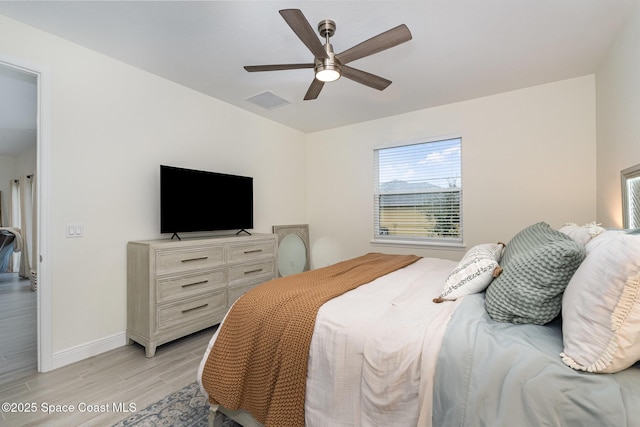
112, 382, 241, 427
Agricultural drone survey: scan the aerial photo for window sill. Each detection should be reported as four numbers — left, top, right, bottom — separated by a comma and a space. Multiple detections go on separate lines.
370, 238, 466, 251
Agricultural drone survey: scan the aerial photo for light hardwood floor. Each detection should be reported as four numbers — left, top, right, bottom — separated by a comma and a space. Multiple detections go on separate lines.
0, 274, 217, 426
0, 273, 37, 386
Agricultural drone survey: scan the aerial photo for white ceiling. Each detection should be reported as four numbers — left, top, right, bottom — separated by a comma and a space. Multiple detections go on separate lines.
0, 0, 637, 139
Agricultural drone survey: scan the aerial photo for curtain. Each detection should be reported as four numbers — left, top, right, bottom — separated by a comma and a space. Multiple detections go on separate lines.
9, 175, 36, 278
30, 174, 37, 278
9, 179, 19, 273
19, 174, 36, 278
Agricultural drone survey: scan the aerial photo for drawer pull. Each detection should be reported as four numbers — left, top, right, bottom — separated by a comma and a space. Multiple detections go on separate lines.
182, 280, 208, 288
245, 268, 263, 275
181, 256, 208, 263
244, 249, 263, 254
182, 304, 208, 314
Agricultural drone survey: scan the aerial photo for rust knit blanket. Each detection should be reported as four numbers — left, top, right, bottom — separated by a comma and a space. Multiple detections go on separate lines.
201, 252, 421, 427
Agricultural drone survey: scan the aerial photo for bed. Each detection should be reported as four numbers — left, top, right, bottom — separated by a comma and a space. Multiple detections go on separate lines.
197, 222, 640, 427
0, 228, 21, 272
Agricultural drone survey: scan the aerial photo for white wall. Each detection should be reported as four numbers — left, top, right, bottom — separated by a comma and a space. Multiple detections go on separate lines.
0, 14, 308, 362
596, 2, 640, 227
14, 145, 36, 177
306, 76, 597, 268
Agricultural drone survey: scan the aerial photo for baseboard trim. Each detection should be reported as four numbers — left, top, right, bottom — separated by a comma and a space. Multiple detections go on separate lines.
52, 331, 127, 370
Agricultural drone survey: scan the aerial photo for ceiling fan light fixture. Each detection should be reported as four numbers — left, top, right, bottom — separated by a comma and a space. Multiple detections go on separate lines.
315, 63, 341, 82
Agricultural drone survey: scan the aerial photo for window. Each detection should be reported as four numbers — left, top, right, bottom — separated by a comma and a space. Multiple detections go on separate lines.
374, 137, 462, 245
622, 164, 640, 229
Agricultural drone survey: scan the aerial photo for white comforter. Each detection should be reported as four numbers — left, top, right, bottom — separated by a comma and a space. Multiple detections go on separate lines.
198, 257, 460, 427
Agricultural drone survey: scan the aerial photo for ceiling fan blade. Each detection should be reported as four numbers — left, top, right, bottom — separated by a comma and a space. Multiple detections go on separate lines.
336, 24, 412, 65
304, 79, 324, 100
244, 64, 314, 72
280, 9, 329, 60
341, 66, 391, 91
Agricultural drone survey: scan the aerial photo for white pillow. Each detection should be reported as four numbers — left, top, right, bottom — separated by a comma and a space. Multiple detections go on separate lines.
560, 230, 640, 373
434, 243, 504, 302
558, 221, 606, 245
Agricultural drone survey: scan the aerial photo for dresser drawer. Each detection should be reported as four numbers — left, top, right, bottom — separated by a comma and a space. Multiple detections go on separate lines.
156, 245, 225, 275
157, 269, 226, 303
228, 240, 276, 263
157, 291, 227, 331
228, 260, 275, 286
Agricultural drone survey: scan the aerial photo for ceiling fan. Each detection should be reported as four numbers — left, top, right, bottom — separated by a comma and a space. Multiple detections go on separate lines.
244, 9, 412, 100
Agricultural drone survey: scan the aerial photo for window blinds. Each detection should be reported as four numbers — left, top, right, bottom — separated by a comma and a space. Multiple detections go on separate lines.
374, 138, 462, 243
622, 164, 640, 230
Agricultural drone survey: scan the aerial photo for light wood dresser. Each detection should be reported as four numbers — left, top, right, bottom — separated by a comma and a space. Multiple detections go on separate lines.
126, 233, 277, 357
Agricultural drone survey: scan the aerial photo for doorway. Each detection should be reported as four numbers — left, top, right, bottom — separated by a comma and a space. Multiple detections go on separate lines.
0, 63, 37, 380
0, 56, 52, 374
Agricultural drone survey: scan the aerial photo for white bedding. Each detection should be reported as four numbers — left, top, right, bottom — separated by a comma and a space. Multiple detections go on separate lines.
198, 256, 461, 427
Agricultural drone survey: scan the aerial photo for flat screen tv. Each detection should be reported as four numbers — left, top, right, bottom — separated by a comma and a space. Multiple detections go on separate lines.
160, 165, 253, 238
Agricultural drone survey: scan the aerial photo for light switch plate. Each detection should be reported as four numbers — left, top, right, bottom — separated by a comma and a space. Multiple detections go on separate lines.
66, 223, 84, 238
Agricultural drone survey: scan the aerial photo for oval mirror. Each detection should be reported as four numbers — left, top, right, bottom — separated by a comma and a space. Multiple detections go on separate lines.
277, 233, 307, 276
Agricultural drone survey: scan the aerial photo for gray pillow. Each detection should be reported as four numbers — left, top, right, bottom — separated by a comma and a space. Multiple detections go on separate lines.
485, 222, 585, 324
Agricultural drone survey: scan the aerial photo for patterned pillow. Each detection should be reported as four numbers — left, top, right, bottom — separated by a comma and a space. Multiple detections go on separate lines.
485, 222, 585, 324
560, 231, 640, 373
434, 243, 504, 302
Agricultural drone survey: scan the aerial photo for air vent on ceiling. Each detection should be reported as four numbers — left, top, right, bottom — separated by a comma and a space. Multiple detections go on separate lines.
245, 91, 290, 110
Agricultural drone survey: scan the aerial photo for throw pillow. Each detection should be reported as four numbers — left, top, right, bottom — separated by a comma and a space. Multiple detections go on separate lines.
560, 230, 640, 373
485, 222, 585, 325
434, 242, 505, 302
558, 222, 606, 245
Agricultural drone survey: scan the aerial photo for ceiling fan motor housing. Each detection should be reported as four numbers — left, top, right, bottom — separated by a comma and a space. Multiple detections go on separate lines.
315, 45, 342, 81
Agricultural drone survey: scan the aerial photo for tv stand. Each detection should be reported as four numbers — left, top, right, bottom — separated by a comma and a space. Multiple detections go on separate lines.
236, 229, 251, 236
170, 233, 182, 240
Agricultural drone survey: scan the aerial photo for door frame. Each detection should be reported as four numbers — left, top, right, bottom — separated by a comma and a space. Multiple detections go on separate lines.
0, 54, 53, 372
